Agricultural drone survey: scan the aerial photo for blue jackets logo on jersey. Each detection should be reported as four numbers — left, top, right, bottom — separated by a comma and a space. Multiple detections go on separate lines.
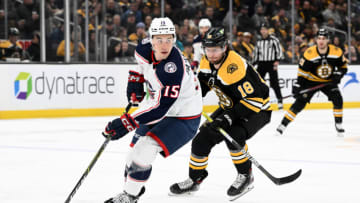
164, 62, 177, 73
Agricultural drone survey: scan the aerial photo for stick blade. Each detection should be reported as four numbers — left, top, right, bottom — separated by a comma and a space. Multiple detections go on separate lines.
274, 169, 302, 185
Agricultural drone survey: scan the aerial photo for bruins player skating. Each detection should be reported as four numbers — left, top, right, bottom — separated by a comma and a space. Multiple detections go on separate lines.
275, 28, 348, 137
169, 27, 272, 201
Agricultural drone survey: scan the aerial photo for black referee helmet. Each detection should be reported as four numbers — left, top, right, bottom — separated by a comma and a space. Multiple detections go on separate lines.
202, 27, 227, 48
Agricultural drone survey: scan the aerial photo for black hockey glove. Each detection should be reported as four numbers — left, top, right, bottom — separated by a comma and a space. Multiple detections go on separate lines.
127, 71, 145, 106
209, 110, 235, 132
103, 113, 139, 140
331, 70, 343, 84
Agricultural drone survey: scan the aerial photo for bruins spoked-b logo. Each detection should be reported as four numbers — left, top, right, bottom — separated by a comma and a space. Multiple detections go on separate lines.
317, 59, 332, 78
227, 63, 238, 74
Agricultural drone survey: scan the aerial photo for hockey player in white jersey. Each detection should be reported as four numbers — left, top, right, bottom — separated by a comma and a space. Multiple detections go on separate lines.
191, 18, 211, 71
103, 17, 203, 203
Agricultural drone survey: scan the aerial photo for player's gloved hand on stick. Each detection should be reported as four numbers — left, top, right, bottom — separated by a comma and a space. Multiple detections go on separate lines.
331, 70, 343, 84
127, 71, 145, 106
103, 113, 139, 140
209, 110, 235, 132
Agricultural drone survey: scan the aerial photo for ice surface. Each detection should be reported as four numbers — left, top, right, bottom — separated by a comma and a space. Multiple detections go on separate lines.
1, 109, 359, 203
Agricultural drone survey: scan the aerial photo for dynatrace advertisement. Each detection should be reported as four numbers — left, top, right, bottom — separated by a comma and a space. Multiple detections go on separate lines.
0, 64, 359, 115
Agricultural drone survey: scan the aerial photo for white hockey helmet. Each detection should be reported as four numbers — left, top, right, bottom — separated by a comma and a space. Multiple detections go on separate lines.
149, 17, 176, 42
198, 18, 212, 28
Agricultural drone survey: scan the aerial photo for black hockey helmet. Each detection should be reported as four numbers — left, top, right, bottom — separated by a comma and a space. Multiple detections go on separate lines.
260, 22, 269, 29
317, 28, 329, 38
202, 27, 227, 48
9, 27, 20, 36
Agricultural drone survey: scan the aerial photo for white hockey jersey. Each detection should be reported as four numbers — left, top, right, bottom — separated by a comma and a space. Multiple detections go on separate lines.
131, 39, 203, 125
192, 34, 204, 63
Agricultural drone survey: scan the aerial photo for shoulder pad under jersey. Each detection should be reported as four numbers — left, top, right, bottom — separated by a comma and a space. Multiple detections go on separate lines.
135, 40, 152, 64
303, 45, 320, 61
328, 44, 343, 58
217, 51, 247, 85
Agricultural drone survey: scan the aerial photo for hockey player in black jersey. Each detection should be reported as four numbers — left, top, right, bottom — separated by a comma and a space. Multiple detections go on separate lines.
169, 27, 272, 201
275, 28, 348, 137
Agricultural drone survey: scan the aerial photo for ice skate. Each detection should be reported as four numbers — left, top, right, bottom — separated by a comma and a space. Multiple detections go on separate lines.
227, 171, 254, 201
275, 124, 286, 136
169, 171, 208, 196
105, 187, 145, 203
335, 123, 345, 137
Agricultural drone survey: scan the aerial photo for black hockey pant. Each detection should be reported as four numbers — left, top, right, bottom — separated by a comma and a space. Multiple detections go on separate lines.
188, 110, 272, 180
281, 84, 343, 126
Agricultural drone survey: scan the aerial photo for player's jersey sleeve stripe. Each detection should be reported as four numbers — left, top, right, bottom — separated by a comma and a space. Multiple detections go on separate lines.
246, 97, 264, 103
243, 98, 263, 109
240, 100, 261, 113
243, 96, 270, 111
298, 68, 310, 78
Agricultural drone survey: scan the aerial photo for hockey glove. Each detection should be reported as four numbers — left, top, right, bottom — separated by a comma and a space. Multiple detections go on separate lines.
190, 61, 199, 71
127, 71, 145, 106
103, 113, 139, 140
209, 110, 235, 132
331, 70, 343, 84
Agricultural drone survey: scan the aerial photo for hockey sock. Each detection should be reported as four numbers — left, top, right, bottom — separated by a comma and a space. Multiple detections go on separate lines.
189, 153, 208, 182
124, 161, 152, 196
230, 144, 251, 174
282, 109, 297, 126
333, 108, 343, 123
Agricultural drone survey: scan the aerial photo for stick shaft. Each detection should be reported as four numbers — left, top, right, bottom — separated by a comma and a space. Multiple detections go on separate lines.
64, 103, 132, 203
282, 83, 327, 100
201, 112, 301, 185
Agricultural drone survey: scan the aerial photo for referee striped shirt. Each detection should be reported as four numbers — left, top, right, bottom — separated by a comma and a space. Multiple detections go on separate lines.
253, 35, 283, 63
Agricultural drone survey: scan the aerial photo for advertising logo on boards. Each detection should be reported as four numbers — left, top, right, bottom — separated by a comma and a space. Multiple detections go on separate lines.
14, 72, 32, 100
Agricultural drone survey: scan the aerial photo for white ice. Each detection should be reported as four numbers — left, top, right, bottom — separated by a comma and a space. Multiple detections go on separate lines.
1, 108, 360, 203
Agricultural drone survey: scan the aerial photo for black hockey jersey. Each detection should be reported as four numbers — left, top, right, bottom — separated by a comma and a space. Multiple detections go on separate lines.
198, 50, 270, 118
297, 44, 348, 85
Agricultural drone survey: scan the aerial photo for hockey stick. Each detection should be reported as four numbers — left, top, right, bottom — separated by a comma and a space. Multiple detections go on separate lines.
201, 112, 302, 185
64, 103, 132, 203
282, 83, 328, 100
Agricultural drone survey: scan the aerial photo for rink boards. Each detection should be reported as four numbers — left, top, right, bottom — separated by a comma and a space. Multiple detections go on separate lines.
0, 64, 359, 119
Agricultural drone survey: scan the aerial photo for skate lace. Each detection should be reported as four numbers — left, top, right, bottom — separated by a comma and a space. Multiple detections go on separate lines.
178, 178, 194, 189
231, 174, 246, 189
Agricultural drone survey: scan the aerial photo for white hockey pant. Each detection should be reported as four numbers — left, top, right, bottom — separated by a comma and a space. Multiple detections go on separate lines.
124, 136, 162, 196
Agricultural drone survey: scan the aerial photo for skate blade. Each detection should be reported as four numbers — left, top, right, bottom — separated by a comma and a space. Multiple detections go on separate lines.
228, 185, 254, 201
168, 190, 197, 196
274, 131, 282, 136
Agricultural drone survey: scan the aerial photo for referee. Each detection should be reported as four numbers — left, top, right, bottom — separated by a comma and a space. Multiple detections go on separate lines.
253, 23, 284, 109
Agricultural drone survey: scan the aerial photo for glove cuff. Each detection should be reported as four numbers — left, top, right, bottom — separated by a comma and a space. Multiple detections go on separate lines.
121, 114, 139, 132
128, 71, 145, 83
